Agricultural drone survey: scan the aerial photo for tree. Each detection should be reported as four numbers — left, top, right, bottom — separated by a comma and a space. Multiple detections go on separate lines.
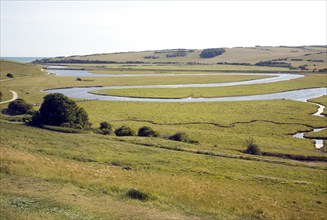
115, 125, 135, 136
138, 126, 159, 137
199, 48, 225, 58
7, 98, 33, 115
31, 93, 90, 129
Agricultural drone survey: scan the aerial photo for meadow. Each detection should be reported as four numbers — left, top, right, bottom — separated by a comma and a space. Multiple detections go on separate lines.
91, 74, 326, 98
0, 57, 326, 219
1, 122, 327, 219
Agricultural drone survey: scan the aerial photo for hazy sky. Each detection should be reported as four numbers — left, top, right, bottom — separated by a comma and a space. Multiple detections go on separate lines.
1, 1, 326, 57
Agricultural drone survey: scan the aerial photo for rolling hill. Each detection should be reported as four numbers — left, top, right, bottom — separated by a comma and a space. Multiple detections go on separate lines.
34, 46, 327, 71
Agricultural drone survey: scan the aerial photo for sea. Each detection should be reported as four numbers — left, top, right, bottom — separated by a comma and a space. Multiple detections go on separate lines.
0, 57, 47, 63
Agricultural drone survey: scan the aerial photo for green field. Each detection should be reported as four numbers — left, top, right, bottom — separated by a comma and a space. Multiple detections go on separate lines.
309, 95, 327, 115
0, 60, 43, 80
1, 57, 327, 219
92, 74, 326, 98
1, 122, 327, 219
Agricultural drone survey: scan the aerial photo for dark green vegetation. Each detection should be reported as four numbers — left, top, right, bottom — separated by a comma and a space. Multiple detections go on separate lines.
6, 73, 14, 78
255, 60, 292, 68
126, 188, 150, 201
98, 121, 113, 135
169, 132, 198, 144
199, 48, 225, 58
138, 126, 159, 137
30, 93, 90, 129
6, 99, 33, 115
114, 125, 136, 136
1, 50, 327, 219
244, 138, 261, 155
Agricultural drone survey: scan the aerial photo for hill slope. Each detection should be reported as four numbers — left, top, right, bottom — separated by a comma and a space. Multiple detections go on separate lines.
35, 46, 327, 71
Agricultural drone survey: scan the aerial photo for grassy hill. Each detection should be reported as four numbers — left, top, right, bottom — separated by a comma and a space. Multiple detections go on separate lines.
35, 46, 327, 71
0, 60, 44, 80
0, 60, 45, 101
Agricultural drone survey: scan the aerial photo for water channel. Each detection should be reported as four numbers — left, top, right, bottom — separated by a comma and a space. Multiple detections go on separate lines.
46, 68, 327, 148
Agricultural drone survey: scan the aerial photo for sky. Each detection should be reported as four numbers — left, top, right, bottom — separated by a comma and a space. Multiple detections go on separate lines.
1, 1, 326, 57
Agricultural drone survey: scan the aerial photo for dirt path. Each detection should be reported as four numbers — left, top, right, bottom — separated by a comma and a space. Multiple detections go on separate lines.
0, 90, 18, 104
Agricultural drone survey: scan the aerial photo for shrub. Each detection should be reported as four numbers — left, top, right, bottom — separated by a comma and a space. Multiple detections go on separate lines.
30, 93, 90, 129
169, 132, 198, 144
6, 73, 14, 78
144, 55, 159, 59
126, 188, 149, 201
7, 99, 34, 115
255, 60, 292, 68
115, 125, 135, 136
76, 78, 82, 81
199, 48, 225, 58
166, 52, 187, 58
244, 138, 261, 155
138, 126, 159, 137
99, 121, 113, 135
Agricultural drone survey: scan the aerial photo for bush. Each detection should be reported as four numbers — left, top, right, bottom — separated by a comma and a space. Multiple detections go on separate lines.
115, 125, 135, 136
200, 48, 225, 58
98, 121, 113, 135
255, 60, 292, 68
6, 73, 14, 78
244, 138, 261, 155
126, 188, 149, 201
138, 126, 159, 137
166, 52, 187, 58
7, 99, 34, 115
169, 132, 198, 144
30, 93, 90, 129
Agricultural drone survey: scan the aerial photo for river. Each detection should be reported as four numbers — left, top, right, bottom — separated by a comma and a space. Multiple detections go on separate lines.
46, 68, 326, 149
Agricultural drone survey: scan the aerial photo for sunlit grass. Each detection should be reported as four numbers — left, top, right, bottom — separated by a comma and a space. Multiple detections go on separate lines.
1, 122, 327, 219
92, 74, 327, 98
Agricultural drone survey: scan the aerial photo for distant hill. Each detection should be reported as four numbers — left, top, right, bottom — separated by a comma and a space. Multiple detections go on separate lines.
34, 46, 327, 71
0, 60, 44, 79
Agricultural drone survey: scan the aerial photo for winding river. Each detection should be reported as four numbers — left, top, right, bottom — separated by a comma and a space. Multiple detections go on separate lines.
47, 69, 326, 102
46, 68, 326, 148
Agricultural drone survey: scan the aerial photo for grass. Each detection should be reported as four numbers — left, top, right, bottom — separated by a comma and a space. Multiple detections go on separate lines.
89, 64, 292, 74
1, 122, 327, 219
91, 73, 327, 98
309, 95, 327, 115
0, 88, 13, 102
0, 60, 44, 80
75, 99, 327, 156
304, 129, 327, 139
42, 46, 326, 70
0, 71, 272, 106
1, 60, 327, 219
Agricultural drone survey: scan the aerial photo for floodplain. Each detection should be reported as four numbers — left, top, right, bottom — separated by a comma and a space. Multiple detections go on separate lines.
0, 46, 326, 219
